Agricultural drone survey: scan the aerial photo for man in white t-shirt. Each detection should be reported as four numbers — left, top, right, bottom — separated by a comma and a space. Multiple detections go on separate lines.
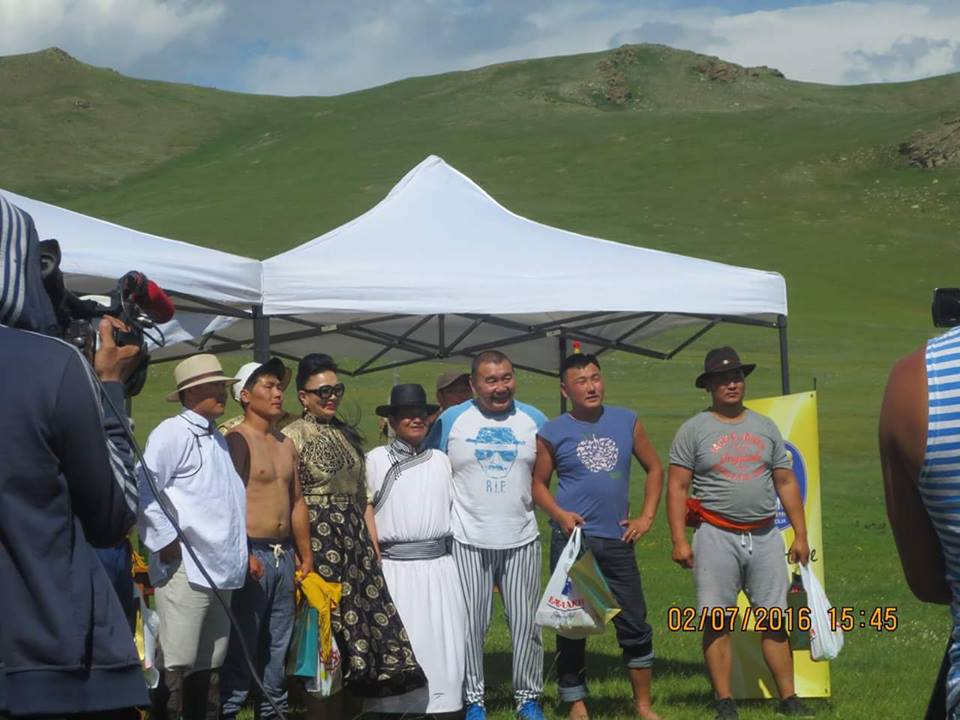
428, 350, 546, 720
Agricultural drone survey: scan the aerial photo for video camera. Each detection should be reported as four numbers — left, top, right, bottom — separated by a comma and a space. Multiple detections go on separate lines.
38, 239, 175, 397
933, 289, 960, 328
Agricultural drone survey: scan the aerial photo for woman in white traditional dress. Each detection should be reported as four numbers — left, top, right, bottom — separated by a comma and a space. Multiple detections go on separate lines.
364, 383, 467, 719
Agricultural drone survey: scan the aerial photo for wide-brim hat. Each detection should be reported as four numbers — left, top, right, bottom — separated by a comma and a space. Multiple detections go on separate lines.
436, 370, 470, 391
166, 353, 237, 402
376, 383, 440, 417
232, 358, 291, 403
694, 346, 756, 389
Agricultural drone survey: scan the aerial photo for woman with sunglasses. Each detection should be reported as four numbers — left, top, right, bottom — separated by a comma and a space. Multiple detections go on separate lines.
282, 354, 425, 717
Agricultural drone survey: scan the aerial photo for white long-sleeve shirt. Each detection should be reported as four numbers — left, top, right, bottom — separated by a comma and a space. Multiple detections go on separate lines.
137, 409, 248, 589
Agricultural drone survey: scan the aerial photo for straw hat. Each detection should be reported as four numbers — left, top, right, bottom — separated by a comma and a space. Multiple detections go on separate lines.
166, 354, 237, 402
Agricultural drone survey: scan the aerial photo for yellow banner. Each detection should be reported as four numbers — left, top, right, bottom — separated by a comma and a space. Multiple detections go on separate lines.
729, 391, 830, 698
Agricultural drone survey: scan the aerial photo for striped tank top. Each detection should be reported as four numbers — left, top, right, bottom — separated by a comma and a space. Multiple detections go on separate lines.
921, 325, 960, 713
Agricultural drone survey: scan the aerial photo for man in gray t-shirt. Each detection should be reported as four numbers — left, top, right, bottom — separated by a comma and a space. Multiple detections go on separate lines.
670, 409, 793, 524
666, 347, 813, 720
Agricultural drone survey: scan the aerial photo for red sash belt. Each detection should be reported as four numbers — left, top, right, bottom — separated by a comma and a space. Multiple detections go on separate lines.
686, 498, 775, 532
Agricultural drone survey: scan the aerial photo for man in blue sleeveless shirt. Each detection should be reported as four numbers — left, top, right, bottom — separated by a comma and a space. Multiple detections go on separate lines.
532, 353, 664, 720
881, 327, 957, 718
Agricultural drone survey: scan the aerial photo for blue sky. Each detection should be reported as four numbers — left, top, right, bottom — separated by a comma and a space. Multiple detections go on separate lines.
1, 0, 958, 95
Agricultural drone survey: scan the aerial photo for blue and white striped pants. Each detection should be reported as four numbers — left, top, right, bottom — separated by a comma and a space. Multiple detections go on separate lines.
452, 538, 544, 708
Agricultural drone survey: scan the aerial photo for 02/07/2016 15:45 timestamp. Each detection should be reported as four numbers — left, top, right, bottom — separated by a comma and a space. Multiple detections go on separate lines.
828, 606, 898, 632
666, 605, 898, 633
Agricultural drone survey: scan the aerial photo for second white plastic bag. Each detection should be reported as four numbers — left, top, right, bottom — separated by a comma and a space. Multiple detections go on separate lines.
535, 527, 604, 639
800, 564, 844, 662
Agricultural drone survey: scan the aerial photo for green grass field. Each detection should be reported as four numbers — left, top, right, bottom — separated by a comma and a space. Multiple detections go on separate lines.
4, 43, 960, 718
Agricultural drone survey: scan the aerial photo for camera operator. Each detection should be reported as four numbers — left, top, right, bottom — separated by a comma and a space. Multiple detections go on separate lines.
0, 194, 149, 719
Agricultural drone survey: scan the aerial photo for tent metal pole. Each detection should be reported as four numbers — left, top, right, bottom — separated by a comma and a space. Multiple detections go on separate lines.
565, 329, 668, 360
778, 314, 790, 395
666, 320, 718, 359
164, 290, 253, 318
444, 316, 485, 355
252, 304, 270, 362
558, 335, 567, 415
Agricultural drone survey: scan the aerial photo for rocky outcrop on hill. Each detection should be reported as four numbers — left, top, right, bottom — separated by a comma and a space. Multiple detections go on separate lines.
591, 45, 788, 105
42, 47, 77, 64
596, 46, 639, 105
545, 44, 791, 112
900, 118, 960, 168
695, 57, 785, 83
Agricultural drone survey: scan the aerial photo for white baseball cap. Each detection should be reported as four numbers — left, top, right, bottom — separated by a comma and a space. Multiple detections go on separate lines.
232, 358, 290, 403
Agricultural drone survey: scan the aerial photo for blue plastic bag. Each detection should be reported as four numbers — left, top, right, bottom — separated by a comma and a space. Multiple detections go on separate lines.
287, 602, 320, 678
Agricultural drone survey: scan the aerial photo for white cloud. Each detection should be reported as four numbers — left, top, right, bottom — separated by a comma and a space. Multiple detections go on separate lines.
2, 1, 959, 95
243, 0, 545, 96
699, 2, 960, 84
0, 0, 225, 67
239, 1, 960, 96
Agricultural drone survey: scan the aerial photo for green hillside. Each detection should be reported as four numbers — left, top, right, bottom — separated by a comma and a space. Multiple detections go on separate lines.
3, 44, 960, 719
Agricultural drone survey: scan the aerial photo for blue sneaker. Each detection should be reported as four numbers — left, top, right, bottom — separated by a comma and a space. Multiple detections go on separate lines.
517, 699, 546, 720
465, 702, 487, 720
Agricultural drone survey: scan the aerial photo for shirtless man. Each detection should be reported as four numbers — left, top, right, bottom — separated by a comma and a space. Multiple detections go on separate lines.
220, 358, 313, 720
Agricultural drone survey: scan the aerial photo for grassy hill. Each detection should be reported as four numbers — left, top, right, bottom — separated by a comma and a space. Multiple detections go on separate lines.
3, 44, 960, 719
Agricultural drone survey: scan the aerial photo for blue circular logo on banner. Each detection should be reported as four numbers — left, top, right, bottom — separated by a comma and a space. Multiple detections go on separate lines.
775, 440, 807, 530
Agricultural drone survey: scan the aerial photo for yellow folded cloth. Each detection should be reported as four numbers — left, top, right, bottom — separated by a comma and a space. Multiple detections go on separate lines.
296, 571, 342, 664
131, 550, 149, 574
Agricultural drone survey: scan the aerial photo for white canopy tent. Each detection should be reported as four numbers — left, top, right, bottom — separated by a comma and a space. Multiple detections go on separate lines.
195, 155, 791, 390
0, 189, 261, 348
3, 156, 791, 393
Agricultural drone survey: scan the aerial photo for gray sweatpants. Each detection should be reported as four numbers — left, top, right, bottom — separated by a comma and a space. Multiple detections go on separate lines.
452, 539, 543, 708
693, 522, 788, 614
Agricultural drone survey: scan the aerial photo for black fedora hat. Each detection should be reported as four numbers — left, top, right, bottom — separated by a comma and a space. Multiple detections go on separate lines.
695, 346, 756, 389
376, 383, 440, 417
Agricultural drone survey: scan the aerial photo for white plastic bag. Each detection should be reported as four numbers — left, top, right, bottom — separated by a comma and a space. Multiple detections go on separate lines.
800, 564, 843, 662
535, 527, 604, 639
305, 633, 343, 698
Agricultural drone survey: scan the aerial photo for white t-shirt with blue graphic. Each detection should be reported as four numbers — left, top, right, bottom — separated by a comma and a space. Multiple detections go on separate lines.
428, 399, 547, 549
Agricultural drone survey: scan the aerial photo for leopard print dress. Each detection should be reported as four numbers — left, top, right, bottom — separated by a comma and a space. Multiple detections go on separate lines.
283, 413, 426, 697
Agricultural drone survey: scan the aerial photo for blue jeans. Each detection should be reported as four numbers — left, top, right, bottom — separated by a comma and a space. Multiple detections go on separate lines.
220, 539, 296, 719
94, 540, 135, 632
549, 528, 654, 703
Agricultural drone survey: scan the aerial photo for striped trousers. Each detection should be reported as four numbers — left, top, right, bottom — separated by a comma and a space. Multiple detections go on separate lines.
452, 538, 543, 708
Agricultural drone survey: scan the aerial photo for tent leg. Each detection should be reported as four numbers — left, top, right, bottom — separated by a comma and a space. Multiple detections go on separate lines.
558, 335, 567, 415
778, 314, 790, 395
438, 314, 446, 357
253, 304, 270, 363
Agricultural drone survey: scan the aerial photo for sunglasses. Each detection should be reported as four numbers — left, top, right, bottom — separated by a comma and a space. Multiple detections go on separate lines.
302, 383, 345, 400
